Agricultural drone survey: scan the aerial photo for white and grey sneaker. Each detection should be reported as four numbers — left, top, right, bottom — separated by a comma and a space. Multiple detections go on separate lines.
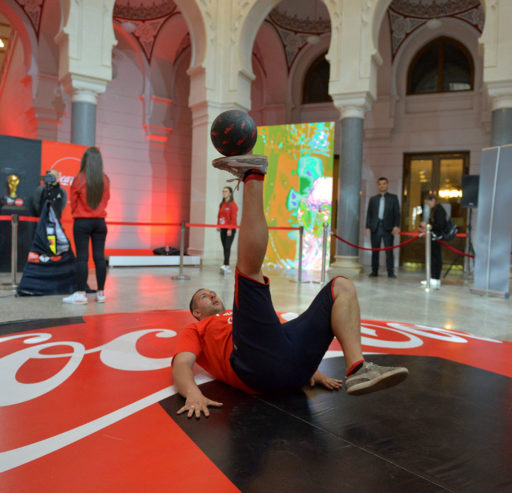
346, 361, 408, 395
212, 154, 268, 181
63, 291, 88, 304
420, 279, 441, 289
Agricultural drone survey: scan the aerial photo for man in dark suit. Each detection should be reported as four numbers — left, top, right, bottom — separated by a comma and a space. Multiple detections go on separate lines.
365, 177, 401, 278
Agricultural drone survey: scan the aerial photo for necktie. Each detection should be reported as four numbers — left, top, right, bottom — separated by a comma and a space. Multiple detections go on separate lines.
378, 194, 385, 220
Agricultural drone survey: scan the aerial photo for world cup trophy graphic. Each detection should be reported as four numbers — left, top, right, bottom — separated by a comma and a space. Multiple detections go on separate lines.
2, 174, 24, 207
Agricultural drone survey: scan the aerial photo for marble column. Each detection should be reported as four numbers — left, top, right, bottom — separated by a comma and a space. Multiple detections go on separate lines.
71, 90, 98, 146
331, 107, 365, 278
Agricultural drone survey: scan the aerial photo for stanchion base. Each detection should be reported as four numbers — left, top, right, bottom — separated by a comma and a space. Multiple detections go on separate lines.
0, 283, 17, 292
171, 275, 191, 281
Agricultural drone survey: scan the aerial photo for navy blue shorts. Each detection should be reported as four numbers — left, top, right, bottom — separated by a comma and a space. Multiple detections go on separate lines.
230, 270, 337, 392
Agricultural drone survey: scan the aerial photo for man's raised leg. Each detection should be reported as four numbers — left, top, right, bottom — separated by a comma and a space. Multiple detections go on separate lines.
212, 154, 268, 283
236, 174, 267, 283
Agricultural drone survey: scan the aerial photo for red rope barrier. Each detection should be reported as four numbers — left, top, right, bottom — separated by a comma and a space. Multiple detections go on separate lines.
106, 221, 181, 227
331, 232, 422, 251
0, 215, 39, 222
438, 239, 475, 258
186, 222, 300, 231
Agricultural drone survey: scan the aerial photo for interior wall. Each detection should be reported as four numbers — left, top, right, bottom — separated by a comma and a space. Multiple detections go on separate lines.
0, 34, 36, 139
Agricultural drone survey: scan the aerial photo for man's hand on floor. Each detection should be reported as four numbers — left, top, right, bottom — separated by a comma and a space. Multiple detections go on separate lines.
177, 390, 223, 419
309, 370, 343, 391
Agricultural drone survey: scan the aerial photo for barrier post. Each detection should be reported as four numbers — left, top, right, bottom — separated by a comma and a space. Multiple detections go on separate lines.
171, 221, 190, 281
297, 226, 304, 283
320, 222, 329, 284
425, 224, 432, 291
11, 214, 19, 288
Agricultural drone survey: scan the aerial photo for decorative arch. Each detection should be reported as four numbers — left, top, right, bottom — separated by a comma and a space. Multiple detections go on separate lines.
288, 35, 331, 120
252, 22, 287, 105
173, 0, 207, 71
302, 52, 332, 104
0, 0, 39, 95
391, 19, 482, 98
407, 36, 474, 95
238, 0, 283, 82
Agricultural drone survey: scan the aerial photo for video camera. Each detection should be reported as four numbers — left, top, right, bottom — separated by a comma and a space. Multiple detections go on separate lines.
41, 170, 57, 186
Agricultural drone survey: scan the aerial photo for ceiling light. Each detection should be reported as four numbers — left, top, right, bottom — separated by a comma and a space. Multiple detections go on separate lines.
120, 21, 136, 34
0, 39, 4, 48
426, 18, 442, 30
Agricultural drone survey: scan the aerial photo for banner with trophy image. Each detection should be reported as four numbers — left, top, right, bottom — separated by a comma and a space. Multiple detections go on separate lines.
0, 135, 87, 273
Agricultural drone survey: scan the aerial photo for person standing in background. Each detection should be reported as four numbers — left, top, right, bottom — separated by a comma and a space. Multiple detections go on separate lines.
63, 147, 110, 304
217, 186, 238, 274
420, 194, 447, 289
365, 177, 401, 278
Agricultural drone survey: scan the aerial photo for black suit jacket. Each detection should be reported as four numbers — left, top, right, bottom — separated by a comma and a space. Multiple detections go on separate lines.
365, 192, 401, 232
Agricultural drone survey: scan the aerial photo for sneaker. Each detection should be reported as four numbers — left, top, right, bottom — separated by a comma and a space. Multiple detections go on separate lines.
420, 279, 441, 289
212, 154, 268, 181
220, 265, 231, 275
96, 291, 106, 303
346, 361, 408, 395
368, 272, 378, 278
63, 291, 88, 304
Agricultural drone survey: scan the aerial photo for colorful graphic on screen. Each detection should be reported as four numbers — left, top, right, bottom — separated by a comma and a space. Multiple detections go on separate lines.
252, 122, 335, 271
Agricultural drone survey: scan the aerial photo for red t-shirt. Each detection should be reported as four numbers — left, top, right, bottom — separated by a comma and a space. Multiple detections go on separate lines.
172, 311, 256, 394
217, 201, 238, 229
70, 173, 110, 218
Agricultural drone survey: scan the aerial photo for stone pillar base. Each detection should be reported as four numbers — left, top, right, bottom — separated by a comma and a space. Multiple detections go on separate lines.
329, 255, 363, 280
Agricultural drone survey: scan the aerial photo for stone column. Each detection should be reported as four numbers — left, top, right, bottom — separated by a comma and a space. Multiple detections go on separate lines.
330, 102, 369, 279
70, 81, 106, 146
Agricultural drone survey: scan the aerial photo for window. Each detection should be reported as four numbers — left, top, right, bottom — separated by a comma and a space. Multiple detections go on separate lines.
407, 37, 473, 95
302, 54, 332, 104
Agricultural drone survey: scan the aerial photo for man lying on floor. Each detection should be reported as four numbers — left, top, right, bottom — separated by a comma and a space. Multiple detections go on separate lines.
172, 155, 408, 419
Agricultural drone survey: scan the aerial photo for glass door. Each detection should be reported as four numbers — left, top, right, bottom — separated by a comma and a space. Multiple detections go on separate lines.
401, 152, 468, 267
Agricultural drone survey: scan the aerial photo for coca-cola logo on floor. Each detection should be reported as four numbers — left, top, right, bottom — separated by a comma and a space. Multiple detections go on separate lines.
0, 310, 509, 475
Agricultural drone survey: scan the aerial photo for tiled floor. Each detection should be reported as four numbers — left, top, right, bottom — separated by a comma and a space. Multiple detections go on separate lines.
1, 264, 511, 342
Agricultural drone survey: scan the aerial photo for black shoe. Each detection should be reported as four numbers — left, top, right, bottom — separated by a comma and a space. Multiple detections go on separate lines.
388, 273, 397, 278
369, 272, 378, 277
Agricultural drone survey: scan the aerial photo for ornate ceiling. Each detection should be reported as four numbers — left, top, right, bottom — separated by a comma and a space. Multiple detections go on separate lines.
5, 0, 484, 67
388, 0, 484, 58
113, 0, 177, 20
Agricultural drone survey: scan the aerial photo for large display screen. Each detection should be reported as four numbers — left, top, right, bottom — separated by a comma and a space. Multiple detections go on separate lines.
252, 122, 335, 271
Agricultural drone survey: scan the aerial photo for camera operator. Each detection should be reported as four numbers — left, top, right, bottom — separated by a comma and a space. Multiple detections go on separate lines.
31, 169, 67, 219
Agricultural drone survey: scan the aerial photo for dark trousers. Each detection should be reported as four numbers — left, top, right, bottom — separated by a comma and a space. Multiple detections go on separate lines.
370, 221, 394, 274
220, 229, 236, 265
73, 218, 108, 291
431, 240, 442, 280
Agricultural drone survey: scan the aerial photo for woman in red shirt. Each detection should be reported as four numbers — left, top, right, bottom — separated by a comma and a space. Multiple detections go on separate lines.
63, 147, 110, 304
217, 186, 238, 274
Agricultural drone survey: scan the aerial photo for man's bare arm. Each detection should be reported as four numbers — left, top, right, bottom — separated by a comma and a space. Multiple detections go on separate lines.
172, 352, 223, 418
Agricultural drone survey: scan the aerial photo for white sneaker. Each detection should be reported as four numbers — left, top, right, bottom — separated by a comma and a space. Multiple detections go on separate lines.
219, 265, 227, 274
212, 154, 268, 180
96, 291, 106, 303
420, 279, 441, 289
63, 291, 88, 304
224, 265, 231, 273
